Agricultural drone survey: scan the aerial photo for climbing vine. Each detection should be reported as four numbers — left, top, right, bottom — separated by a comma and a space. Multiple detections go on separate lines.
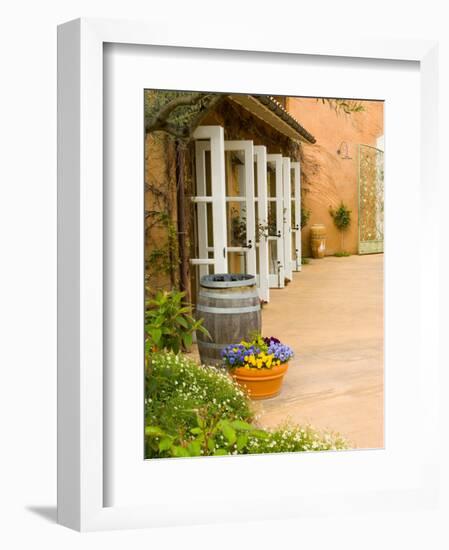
145, 132, 180, 290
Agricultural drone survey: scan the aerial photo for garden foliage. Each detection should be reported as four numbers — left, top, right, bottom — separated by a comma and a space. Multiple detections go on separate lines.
221, 335, 294, 369
329, 201, 352, 252
145, 352, 349, 458
145, 289, 210, 354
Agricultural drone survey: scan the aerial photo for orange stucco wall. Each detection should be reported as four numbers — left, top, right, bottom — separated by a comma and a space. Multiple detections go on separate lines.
286, 98, 384, 256
145, 132, 178, 292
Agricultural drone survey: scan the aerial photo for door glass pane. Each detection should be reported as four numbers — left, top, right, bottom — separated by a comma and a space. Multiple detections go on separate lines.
190, 202, 213, 255
267, 200, 277, 237
225, 151, 245, 197
268, 240, 278, 275
253, 160, 258, 198
227, 201, 246, 246
267, 162, 276, 197
208, 250, 215, 275
291, 231, 297, 261
255, 200, 260, 243
290, 167, 295, 197
204, 150, 212, 196
256, 243, 260, 274
227, 251, 247, 274
195, 148, 212, 196
206, 203, 214, 247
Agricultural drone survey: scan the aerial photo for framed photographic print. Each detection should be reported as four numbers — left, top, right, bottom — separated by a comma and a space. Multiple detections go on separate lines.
57, 18, 440, 531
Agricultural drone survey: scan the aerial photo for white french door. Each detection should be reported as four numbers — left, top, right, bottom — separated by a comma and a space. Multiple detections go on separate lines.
191, 126, 227, 279
266, 154, 285, 288
192, 128, 271, 299
254, 145, 269, 303
291, 161, 302, 271
223, 140, 256, 280
282, 157, 293, 281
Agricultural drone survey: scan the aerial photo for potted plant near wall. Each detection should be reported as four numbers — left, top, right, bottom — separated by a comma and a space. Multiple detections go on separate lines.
329, 201, 352, 256
221, 335, 294, 399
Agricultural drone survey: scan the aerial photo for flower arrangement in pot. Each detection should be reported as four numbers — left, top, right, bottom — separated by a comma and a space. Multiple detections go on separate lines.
221, 335, 294, 400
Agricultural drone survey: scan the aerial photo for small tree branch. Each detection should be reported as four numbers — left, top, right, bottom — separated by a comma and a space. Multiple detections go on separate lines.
145, 93, 208, 133
145, 93, 228, 142
185, 93, 227, 140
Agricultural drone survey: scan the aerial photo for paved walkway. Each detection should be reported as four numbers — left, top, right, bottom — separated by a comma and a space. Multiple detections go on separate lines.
255, 254, 384, 449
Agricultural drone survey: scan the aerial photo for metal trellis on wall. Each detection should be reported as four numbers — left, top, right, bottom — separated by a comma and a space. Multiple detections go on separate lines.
358, 144, 384, 254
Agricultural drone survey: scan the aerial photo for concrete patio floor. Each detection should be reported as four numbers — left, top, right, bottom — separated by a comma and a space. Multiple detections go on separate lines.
255, 254, 384, 449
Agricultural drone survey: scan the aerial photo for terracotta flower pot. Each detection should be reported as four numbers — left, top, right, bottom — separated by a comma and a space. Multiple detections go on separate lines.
231, 362, 289, 400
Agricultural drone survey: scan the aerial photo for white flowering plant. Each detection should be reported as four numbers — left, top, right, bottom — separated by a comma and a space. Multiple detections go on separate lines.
145, 352, 349, 459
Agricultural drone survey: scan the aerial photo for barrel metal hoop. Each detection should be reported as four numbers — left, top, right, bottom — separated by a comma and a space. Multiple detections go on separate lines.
197, 341, 227, 349
199, 291, 258, 300
200, 277, 256, 289
196, 304, 260, 314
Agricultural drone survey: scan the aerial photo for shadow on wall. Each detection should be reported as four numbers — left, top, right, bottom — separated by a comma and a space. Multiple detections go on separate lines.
288, 97, 384, 257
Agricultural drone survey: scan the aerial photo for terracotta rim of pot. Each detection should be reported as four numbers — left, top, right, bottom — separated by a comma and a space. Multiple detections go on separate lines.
231, 362, 289, 379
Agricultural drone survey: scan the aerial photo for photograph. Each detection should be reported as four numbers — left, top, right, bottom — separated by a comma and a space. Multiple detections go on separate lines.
143, 90, 384, 459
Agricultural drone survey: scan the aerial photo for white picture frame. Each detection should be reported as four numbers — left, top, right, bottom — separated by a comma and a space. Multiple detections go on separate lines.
57, 17, 440, 531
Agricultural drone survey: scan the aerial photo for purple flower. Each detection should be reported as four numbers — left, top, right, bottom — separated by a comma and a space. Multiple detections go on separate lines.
267, 342, 294, 363
263, 336, 281, 346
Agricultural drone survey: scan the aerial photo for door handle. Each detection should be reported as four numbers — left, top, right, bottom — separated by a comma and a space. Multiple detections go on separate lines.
244, 240, 253, 249
277, 230, 281, 238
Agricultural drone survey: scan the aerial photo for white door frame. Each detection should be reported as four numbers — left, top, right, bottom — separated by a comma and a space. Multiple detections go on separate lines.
191, 126, 227, 275
291, 161, 302, 271
254, 145, 269, 303
224, 140, 256, 278
282, 157, 293, 281
267, 154, 285, 288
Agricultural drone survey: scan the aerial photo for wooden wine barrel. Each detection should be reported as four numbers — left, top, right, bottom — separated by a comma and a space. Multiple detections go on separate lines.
310, 224, 326, 258
195, 274, 261, 366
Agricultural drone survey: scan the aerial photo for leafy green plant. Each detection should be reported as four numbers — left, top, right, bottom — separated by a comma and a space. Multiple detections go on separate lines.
145, 352, 253, 457
145, 414, 268, 458
144, 352, 349, 458
230, 207, 247, 246
329, 201, 352, 253
301, 206, 311, 229
145, 290, 210, 353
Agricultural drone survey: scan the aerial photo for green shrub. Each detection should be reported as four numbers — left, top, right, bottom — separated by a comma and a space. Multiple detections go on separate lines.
329, 202, 352, 231
245, 424, 348, 454
301, 206, 311, 229
145, 352, 253, 457
145, 289, 210, 353
145, 352, 349, 458
329, 201, 352, 253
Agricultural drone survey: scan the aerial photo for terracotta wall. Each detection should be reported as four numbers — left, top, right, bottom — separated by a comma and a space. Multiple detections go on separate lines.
144, 132, 178, 293
286, 98, 384, 256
